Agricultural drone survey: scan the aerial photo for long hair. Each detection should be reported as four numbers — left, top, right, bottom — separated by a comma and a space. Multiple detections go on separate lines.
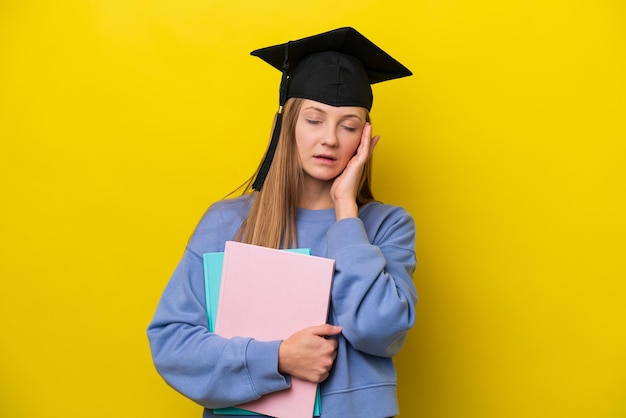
235, 97, 375, 249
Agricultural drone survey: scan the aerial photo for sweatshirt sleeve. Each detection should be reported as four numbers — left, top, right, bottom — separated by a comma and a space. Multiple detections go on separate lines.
146, 207, 290, 408
326, 207, 417, 358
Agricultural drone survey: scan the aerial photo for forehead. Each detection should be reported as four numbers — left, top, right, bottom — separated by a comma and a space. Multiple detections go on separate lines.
299, 99, 367, 119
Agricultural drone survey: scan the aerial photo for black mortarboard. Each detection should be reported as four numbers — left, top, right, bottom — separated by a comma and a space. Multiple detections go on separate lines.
250, 27, 412, 191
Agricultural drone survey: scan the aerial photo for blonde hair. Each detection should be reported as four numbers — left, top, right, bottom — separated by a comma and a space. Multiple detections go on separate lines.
236, 97, 375, 249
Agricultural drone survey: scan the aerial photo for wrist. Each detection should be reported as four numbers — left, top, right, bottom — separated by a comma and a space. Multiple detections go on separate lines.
277, 340, 290, 375
334, 200, 358, 220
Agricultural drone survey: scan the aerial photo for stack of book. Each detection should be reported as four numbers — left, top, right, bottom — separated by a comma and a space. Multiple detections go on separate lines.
203, 241, 335, 418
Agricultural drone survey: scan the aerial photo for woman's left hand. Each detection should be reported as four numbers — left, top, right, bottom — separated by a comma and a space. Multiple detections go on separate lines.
331, 123, 380, 220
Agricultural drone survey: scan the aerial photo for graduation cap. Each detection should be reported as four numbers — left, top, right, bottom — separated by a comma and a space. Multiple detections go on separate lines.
250, 27, 412, 191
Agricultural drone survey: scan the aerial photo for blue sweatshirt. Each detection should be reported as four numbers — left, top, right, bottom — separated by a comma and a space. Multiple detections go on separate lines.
147, 196, 417, 417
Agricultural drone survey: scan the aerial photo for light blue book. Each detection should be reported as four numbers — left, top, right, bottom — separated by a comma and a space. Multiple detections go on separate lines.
203, 248, 322, 417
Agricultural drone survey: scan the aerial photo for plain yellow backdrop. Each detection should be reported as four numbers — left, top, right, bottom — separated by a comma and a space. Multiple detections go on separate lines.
1, 1, 625, 417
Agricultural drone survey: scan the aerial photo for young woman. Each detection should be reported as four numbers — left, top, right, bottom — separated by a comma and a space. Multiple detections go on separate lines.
148, 27, 417, 418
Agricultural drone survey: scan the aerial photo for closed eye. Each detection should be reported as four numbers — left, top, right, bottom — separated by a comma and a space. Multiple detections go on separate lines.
306, 119, 322, 125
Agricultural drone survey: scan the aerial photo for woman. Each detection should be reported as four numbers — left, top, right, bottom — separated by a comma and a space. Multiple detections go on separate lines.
148, 27, 417, 418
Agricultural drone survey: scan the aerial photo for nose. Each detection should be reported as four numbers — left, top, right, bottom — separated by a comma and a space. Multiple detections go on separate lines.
320, 126, 338, 147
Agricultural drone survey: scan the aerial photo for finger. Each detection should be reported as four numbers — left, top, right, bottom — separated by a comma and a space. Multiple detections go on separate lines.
360, 123, 372, 153
370, 135, 381, 153
362, 122, 372, 140
310, 324, 343, 337
326, 338, 339, 351
351, 126, 372, 164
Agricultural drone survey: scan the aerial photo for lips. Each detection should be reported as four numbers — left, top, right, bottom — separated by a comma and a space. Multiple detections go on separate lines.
314, 154, 337, 162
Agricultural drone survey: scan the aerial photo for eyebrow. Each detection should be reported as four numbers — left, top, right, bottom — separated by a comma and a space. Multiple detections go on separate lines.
303, 106, 364, 121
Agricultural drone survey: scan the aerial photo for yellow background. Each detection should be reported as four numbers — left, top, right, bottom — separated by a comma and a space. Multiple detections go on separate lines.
1, 1, 624, 417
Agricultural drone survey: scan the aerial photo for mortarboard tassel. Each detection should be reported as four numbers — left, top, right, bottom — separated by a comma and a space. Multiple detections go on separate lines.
252, 43, 290, 191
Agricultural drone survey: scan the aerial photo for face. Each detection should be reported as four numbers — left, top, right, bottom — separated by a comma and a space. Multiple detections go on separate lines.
295, 99, 367, 185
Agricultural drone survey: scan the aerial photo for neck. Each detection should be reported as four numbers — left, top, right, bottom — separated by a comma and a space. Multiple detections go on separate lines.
298, 177, 334, 210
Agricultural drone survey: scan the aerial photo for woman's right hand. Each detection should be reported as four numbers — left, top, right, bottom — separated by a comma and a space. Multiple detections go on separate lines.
330, 122, 380, 220
277, 324, 342, 383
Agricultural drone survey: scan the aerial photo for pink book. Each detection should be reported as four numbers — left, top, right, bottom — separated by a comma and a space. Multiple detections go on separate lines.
215, 241, 335, 418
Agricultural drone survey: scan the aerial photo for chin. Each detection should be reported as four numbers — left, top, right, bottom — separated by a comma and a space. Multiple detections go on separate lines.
305, 173, 338, 184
